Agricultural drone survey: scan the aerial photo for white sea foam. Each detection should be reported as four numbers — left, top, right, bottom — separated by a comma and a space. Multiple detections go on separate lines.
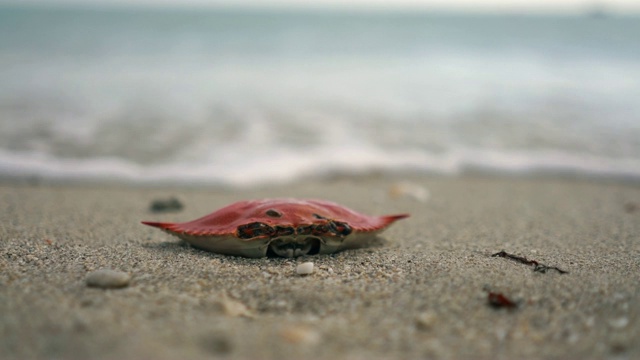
2, 146, 639, 186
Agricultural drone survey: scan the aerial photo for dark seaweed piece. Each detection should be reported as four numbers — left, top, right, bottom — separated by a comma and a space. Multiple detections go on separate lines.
150, 197, 184, 213
487, 291, 518, 309
624, 202, 638, 213
491, 250, 568, 274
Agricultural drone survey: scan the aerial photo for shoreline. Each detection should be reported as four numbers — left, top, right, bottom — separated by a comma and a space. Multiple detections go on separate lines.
3, 168, 640, 190
1, 175, 639, 359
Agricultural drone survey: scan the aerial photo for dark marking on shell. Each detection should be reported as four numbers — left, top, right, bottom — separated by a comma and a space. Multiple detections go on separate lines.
296, 225, 313, 235
275, 226, 295, 237
312, 224, 329, 235
266, 209, 282, 218
237, 222, 275, 239
332, 221, 352, 236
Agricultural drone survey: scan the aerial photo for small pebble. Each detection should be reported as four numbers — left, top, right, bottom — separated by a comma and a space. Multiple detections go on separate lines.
203, 334, 233, 355
296, 262, 314, 275
85, 269, 130, 289
415, 311, 436, 331
149, 197, 183, 213
609, 317, 629, 329
25, 254, 39, 262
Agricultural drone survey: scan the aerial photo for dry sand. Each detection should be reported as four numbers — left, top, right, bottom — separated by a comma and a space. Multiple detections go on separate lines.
1, 176, 639, 359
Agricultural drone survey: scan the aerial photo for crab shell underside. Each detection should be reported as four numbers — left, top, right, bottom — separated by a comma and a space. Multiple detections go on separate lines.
142, 198, 409, 258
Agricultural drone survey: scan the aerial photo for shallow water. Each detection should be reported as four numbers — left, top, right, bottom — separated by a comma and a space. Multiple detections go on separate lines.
1, 6, 639, 185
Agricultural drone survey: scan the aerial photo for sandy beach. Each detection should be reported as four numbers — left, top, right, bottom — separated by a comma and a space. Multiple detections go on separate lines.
1, 175, 638, 359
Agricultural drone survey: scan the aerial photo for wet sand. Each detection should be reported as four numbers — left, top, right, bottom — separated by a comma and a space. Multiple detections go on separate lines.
1, 176, 639, 359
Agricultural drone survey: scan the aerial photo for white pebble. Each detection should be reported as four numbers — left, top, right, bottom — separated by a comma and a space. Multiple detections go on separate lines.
85, 269, 130, 289
296, 262, 314, 275
415, 312, 436, 331
609, 317, 629, 329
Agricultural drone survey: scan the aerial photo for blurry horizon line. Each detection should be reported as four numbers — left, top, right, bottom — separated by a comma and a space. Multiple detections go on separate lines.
1, 0, 639, 16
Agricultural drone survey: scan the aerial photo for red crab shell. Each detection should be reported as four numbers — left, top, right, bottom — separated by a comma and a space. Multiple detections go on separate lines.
142, 198, 409, 258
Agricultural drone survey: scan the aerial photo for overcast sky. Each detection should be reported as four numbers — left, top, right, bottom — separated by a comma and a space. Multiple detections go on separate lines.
3, 0, 640, 13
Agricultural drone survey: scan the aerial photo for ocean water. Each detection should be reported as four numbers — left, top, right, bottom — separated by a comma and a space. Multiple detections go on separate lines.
1, 6, 639, 186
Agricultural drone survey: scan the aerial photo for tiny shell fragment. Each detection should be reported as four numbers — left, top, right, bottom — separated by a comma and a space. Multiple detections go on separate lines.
415, 311, 436, 331
389, 181, 430, 202
296, 262, 314, 275
210, 295, 253, 318
85, 269, 130, 289
280, 325, 321, 345
220, 299, 251, 317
